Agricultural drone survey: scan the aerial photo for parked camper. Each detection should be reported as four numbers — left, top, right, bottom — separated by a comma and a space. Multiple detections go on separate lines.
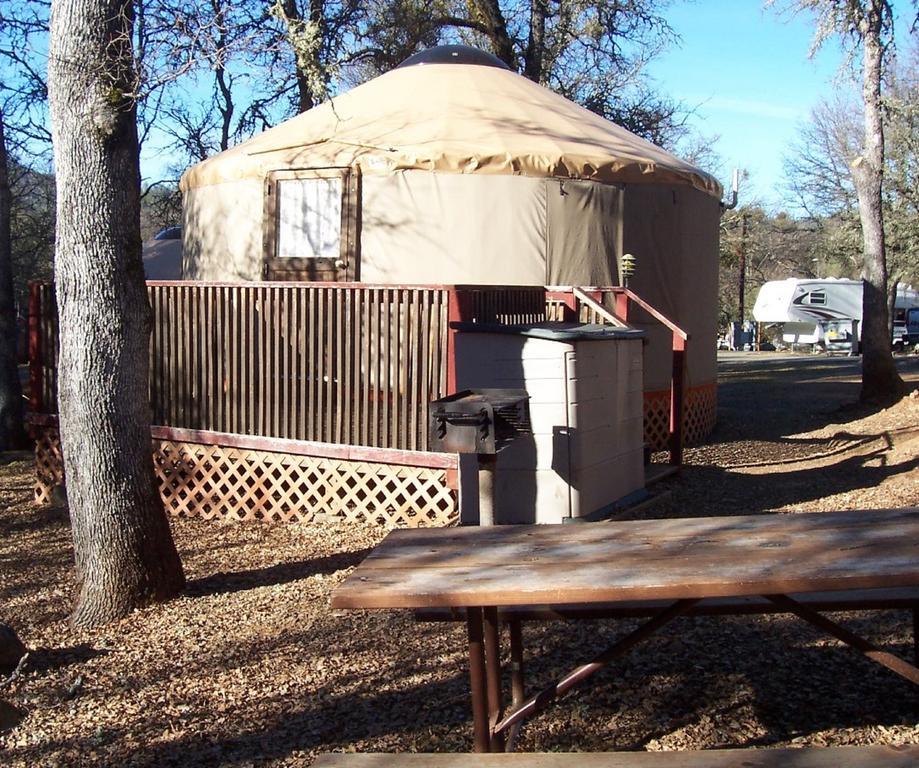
752, 278, 919, 350
898, 307, 919, 349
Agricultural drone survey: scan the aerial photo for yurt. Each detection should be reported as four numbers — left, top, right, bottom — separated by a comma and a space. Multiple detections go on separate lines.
180, 45, 723, 447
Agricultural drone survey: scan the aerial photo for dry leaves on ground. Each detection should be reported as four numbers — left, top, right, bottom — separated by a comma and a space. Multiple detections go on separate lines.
1, 353, 918, 766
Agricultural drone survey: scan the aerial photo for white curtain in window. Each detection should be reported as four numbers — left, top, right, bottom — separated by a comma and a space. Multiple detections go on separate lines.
277, 177, 342, 259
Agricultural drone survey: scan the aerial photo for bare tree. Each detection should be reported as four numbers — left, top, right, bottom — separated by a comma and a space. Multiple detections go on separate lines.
883, 46, 919, 287
784, 23, 919, 353
0, 1, 55, 448
353, 1, 684, 142
774, 0, 908, 402
47, 0, 184, 627
719, 204, 827, 329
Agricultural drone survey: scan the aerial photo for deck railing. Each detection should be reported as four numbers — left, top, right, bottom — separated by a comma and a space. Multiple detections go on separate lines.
29, 280, 689, 462
31, 282, 454, 452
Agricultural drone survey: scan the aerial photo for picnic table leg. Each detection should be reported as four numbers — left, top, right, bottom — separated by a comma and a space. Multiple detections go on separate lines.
494, 598, 701, 737
764, 594, 919, 686
913, 606, 918, 666
466, 607, 491, 752
483, 606, 505, 752
507, 619, 525, 751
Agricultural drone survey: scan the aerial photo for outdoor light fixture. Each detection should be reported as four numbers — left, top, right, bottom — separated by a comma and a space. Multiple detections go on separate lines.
621, 252, 637, 286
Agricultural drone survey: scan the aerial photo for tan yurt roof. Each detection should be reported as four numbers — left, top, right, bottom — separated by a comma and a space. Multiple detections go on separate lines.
181, 48, 721, 198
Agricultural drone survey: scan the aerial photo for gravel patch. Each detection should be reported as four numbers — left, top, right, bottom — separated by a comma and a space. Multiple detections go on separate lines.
1, 353, 918, 765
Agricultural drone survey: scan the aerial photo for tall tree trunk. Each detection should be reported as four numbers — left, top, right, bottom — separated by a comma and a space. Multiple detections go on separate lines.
851, 0, 904, 403
0, 112, 26, 450
888, 277, 898, 342
48, 0, 185, 628
523, 0, 547, 82
467, 0, 517, 70
211, 0, 235, 151
281, 0, 322, 113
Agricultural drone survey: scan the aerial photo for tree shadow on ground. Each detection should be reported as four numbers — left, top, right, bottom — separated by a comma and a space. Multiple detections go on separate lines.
505, 610, 918, 751
664, 437, 917, 517
186, 548, 374, 597
2, 603, 915, 765
0, 502, 69, 538
711, 355, 919, 444
0, 669, 474, 767
26, 643, 109, 672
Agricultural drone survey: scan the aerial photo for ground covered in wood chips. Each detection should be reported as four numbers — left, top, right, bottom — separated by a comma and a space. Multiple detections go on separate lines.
2, 352, 918, 766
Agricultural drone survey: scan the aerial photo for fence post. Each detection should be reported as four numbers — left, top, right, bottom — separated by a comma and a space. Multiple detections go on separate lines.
669, 332, 686, 466
28, 281, 44, 414
446, 287, 473, 394
615, 290, 630, 323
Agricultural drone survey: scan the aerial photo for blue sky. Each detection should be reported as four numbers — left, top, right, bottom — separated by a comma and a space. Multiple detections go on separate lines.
647, 1, 916, 212
646, 1, 850, 210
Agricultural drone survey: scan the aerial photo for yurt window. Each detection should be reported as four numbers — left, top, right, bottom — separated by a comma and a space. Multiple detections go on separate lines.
277, 177, 342, 259
263, 168, 359, 281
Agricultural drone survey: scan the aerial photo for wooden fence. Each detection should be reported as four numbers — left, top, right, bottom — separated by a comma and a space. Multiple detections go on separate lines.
32, 282, 456, 452
29, 280, 694, 461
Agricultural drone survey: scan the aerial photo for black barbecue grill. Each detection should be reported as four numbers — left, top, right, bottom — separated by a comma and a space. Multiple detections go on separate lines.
430, 389, 530, 455
430, 389, 531, 526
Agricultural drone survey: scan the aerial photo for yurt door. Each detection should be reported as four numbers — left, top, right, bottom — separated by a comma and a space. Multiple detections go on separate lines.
262, 168, 359, 281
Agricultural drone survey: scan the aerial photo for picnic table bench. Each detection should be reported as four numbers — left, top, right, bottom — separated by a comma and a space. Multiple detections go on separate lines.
313, 744, 919, 766
331, 508, 919, 754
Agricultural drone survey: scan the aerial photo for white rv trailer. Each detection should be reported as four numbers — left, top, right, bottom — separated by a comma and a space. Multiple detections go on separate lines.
752, 278, 919, 348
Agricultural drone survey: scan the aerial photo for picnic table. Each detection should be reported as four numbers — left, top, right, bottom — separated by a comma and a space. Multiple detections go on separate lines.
331, 508, 919, 753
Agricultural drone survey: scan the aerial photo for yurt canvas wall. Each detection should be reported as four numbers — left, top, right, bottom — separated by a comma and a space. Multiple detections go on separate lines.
183, 172, 621, 287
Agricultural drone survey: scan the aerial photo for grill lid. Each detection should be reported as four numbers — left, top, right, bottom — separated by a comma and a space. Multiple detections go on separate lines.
430, 389, 530, 454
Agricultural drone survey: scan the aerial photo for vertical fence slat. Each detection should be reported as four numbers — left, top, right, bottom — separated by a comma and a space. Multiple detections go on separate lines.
181, 286, 188, 427
262, 286, 270, 436
297, 288, 307, 441
324, 288, 334, 444
243, 287, 252, 435
271, 286, 279, 437
317, 288, 327, 442
204, 287, 214, 430
360, 289, 370, 447
281, 286, 291, 439
419, 290, 431, 451
343, 289, 353, 445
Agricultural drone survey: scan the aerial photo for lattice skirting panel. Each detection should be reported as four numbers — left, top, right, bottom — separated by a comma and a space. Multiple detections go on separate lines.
34, 426, 65, 506
643, 383, 718, 451
32, 427, 458, 528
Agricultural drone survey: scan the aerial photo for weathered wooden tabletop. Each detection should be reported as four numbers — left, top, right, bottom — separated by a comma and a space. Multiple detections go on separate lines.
331, 509, 919, 610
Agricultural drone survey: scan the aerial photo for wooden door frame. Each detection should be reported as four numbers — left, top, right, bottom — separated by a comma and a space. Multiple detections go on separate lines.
262, 167, 361, 281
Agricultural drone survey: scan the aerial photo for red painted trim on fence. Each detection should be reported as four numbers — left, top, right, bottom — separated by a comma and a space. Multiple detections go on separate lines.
28, 282, 43, 413
545, 290, 578, 321
145, 280, 460, 289
144, 280, 527, 290
642, 382, 716, 401
610, 287, 689, 341
446, 288, 476, 394
25, 414, 459, 470
149, 426, 459, 469
615, 292, 630, 323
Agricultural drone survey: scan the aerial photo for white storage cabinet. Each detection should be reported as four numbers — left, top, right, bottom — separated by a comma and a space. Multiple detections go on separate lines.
454, 323, 645, 524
